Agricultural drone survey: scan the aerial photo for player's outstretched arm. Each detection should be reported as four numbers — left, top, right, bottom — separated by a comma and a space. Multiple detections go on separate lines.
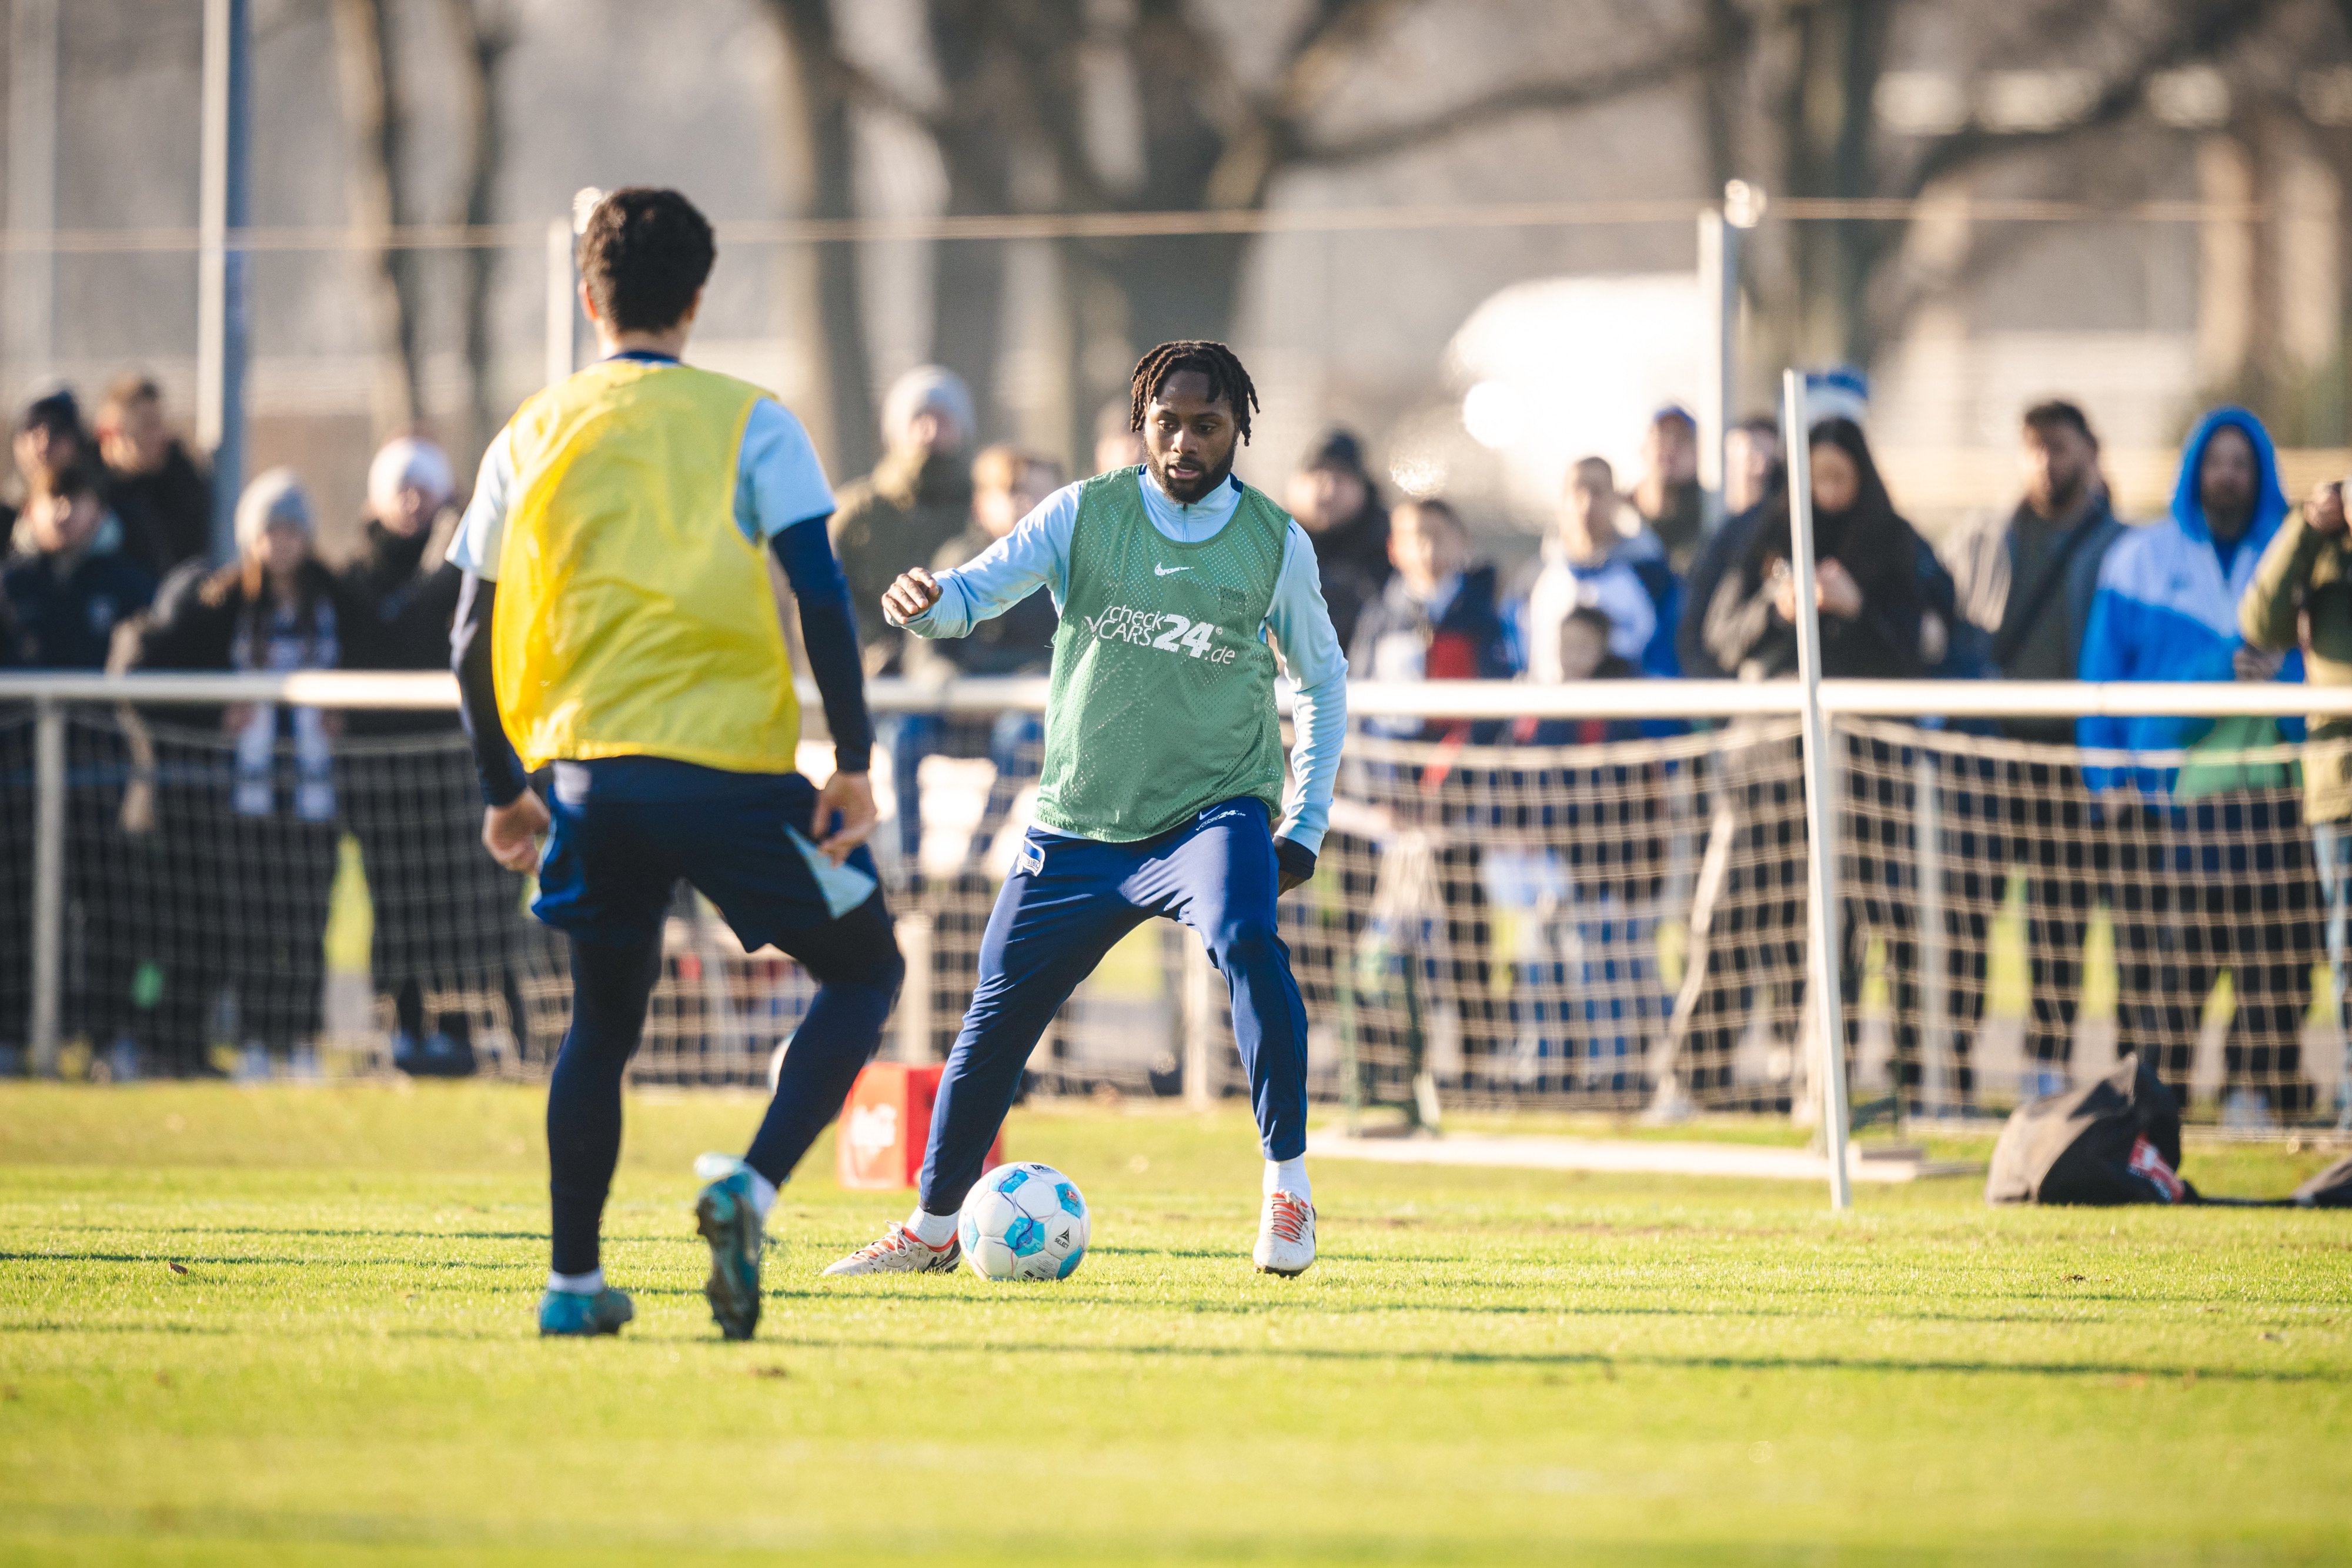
450, 570, 546, 871
884, 483, 1081, 639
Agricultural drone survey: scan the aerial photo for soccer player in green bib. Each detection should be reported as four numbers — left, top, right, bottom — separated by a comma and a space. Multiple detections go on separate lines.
447, 189, 899, 1339
827, 342, 1348, 1277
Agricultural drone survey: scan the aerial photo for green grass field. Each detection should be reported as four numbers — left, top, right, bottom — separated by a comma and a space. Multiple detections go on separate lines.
2, 1084, 2349, 1566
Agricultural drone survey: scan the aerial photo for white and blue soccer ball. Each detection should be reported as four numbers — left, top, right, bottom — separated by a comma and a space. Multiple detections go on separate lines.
958, 1161, 1089, 1282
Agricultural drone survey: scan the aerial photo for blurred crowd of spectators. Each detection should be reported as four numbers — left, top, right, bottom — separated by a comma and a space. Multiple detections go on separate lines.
6, 355, 2350, 1110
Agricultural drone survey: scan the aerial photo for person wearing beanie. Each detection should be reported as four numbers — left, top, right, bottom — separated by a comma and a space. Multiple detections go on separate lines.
131, 467, 354, 1076
339, 434, 522, 1080
830, 365, 977, 675
1282, 429, 1391, 650
5, 388, 92, 555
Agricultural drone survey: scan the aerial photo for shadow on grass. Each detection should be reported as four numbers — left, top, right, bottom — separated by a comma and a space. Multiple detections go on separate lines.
744, 1332, 2348, 1386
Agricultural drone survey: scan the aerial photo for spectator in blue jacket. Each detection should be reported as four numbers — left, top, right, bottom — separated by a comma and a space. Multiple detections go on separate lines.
2077, 406, 2296, 757
2076, 406, 2307, 1111
1353, 496, 1514, 743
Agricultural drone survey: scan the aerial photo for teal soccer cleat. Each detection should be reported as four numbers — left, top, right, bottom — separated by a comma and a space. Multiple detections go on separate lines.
537, 1286, 634, 1337
694, 1154, 766, 1341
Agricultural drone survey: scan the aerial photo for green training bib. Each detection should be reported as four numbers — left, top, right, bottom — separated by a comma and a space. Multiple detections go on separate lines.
1033, 469, 1289, 842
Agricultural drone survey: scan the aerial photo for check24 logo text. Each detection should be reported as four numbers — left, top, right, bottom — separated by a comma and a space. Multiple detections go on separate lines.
1083, 604, 1238, 663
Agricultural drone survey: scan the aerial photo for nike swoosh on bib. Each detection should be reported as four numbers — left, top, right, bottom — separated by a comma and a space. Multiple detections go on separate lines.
1154, 564, 1191, 576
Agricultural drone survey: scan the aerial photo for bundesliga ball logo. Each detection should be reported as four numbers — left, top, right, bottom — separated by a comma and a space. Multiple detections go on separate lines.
958, 1162, 1090, 1281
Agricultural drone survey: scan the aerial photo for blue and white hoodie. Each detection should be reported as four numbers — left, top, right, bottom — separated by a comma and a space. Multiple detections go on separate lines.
2076, 406, 2298, 775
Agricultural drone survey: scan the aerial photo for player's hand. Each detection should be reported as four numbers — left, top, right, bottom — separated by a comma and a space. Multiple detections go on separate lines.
813, 769, 877, 864
2308, 480, 2347, 536
881, 567, 942, 624
482, 788, 550, 872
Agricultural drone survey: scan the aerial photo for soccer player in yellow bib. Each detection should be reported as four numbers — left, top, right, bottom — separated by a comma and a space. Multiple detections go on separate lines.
446, 188, 899, 1340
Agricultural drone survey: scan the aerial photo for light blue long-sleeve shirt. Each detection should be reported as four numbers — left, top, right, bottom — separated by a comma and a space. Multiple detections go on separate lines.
888, 467, 1349, 852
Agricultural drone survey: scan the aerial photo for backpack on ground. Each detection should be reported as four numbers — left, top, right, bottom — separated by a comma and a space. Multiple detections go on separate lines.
1986, 1055, 2193, 1206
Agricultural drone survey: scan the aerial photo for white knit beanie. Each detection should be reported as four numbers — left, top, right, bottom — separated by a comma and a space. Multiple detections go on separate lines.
879, 365, 974, 452
235, 467, 313, 553
367, 436, 454, 515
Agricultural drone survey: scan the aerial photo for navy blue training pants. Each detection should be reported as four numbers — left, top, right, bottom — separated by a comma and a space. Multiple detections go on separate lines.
917, 796, 1310, 1215
537, 758, 904, 1275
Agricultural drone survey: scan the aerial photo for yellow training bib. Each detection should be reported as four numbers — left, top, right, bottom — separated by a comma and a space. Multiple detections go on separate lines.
491, 358, 800, 773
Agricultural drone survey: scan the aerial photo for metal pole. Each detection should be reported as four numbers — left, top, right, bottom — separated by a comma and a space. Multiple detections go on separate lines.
1697, 208, 1731, 533
545, 218, 574, 388
1915, 749, 1950, 1115
1783, 368, 1853, 1210
5, 0, 59, 394
197, 0, 251, 564
29, 698, 64, 1077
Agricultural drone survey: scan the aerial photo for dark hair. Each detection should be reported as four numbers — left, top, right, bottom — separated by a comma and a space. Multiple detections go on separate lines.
1570, 454, 1615, 486
50, 460, 101, 502
1128, 341, 1258, 444
1397, 496, 1465, 536
577, 188, 715, 333
1745, 416, 1904, 581
2023, 399, 2096, 446
19, 388, 82, 440
1734, 414, 1780, 440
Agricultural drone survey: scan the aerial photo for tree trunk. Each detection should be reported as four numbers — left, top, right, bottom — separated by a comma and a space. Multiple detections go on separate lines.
766, 0, 880, 482
927, 0, 1012, 442
331, 0, 424, 440
439, 0, 516, 468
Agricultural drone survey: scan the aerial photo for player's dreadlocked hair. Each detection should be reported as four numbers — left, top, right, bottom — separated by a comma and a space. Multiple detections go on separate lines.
1128, 341, 1259, 445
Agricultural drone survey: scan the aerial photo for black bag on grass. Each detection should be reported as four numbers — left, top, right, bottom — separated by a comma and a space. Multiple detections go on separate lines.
2294, 1154, 2352, 1208
1986, 1055, 2194, 1206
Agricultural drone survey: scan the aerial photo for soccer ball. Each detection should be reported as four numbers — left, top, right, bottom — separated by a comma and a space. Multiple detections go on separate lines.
958, 1162, 1089, 1282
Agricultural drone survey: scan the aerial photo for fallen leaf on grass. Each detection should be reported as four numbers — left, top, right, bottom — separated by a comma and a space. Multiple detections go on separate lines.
749, 1366, 789, 1380
166, 1262, 188, 1276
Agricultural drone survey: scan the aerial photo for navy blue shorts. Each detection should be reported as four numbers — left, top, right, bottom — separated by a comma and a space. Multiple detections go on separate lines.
533, 756, 886, 952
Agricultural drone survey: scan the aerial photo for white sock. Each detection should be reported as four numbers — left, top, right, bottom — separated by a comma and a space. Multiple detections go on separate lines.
547, 1266, 604, 1296
1264, 1156, 1310, 1203
745, 1167, 779, 1219
906, 1207, 959, 1247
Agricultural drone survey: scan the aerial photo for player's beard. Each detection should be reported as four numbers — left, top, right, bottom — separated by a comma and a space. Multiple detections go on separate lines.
1151, 446, 1234, 504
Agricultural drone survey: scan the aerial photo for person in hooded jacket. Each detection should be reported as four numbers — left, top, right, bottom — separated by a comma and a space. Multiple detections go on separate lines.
338, 436, 529, 1076
1702, 417, 1947, 680
1702, 417, 1952, 1096
2080, 407, 2311, 1111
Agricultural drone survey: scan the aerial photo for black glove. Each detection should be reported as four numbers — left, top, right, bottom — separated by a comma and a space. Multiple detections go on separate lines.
1274, 835, 1317, 892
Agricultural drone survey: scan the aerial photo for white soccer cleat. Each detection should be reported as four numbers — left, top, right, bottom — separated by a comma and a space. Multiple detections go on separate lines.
1253, 1189, 1316, 1276
821, 1222, 962, 1276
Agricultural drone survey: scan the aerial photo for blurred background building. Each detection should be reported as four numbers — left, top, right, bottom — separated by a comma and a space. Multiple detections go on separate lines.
2, 0, 2348, 556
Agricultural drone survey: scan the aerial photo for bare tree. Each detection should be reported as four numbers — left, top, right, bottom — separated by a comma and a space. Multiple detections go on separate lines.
439, 0, 519, 466
763, 0, 883, 480
332, 0, 425, 440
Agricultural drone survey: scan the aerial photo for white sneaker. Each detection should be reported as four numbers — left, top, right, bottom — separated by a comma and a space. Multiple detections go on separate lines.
1253, 1190, 1316, 1276
821, 1222, 962, 1276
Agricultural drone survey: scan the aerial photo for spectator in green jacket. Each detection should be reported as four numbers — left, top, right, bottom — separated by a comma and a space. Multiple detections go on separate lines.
2242, 476, 2352, 1123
